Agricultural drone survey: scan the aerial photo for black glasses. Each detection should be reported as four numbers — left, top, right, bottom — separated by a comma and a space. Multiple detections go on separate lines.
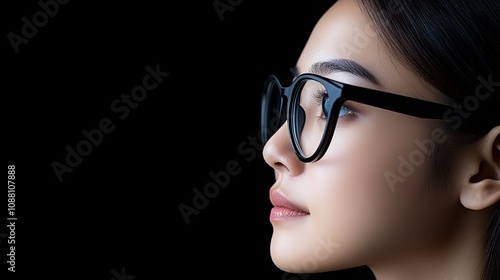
261, 73, 454, 163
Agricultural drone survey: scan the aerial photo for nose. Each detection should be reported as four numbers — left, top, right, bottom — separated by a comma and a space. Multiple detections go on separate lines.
262, 121, 305, 177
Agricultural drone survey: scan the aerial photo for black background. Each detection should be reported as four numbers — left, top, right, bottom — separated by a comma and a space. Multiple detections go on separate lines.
4, 0, 374, 279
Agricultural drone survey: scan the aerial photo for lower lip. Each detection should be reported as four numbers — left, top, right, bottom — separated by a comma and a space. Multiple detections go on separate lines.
270, 206, 309, 222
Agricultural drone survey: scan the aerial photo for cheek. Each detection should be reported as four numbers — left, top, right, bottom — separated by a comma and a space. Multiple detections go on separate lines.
304, 115, 435, 266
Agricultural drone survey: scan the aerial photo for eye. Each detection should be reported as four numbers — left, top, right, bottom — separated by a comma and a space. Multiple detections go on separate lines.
313, 90, 330, 119
338, 104, 354, 118
314, 90, 354, 119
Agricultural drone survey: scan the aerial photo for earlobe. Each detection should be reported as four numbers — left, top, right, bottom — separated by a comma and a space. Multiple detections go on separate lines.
460, 179, 500, 210
459, 126, 500, 211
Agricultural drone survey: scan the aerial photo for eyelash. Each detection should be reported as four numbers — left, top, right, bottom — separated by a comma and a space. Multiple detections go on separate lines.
313, 90, 355, 119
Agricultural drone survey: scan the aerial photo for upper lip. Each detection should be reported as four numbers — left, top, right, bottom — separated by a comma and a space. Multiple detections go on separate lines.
269, 189, 309, 213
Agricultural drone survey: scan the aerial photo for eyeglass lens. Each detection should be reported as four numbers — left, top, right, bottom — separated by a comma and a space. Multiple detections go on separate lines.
263, 77, 333, 159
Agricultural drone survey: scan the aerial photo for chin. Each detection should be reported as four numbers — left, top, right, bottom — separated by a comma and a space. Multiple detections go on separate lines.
271, 234, 370, 275
270, 237, 350, 274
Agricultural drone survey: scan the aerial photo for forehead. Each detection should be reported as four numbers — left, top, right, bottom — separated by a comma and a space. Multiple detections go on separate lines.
297, 0, 382, 70
296, 0, 437, 100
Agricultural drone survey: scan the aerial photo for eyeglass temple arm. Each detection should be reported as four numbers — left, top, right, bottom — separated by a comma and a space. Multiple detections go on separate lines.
342, 84, 454, 119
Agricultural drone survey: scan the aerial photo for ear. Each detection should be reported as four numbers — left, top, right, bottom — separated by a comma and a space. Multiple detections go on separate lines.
459, 126, 500, 210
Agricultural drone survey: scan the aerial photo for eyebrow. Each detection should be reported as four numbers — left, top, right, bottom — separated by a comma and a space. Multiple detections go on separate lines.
292, 59, 380, 85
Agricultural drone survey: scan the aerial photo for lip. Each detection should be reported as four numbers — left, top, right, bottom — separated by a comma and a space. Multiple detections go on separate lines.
269, 189, 309, 222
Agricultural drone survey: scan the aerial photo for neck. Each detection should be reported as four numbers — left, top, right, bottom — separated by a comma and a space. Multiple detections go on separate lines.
368, 207, 492, 280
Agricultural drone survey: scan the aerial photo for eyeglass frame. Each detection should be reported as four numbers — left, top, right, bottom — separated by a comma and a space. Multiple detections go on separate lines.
260, 73, 455, 163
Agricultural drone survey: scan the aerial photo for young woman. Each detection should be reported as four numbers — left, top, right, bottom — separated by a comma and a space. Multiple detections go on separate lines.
260, 0, 500, 279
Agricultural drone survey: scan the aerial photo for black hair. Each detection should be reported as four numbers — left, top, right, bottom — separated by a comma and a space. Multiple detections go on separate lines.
358, 0, 500, 279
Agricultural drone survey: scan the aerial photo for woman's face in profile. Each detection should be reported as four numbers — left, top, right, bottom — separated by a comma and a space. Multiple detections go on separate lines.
263, 0, 462, 273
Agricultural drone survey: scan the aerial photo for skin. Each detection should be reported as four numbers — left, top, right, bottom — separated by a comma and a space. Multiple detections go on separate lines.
262, 0, 500, 279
